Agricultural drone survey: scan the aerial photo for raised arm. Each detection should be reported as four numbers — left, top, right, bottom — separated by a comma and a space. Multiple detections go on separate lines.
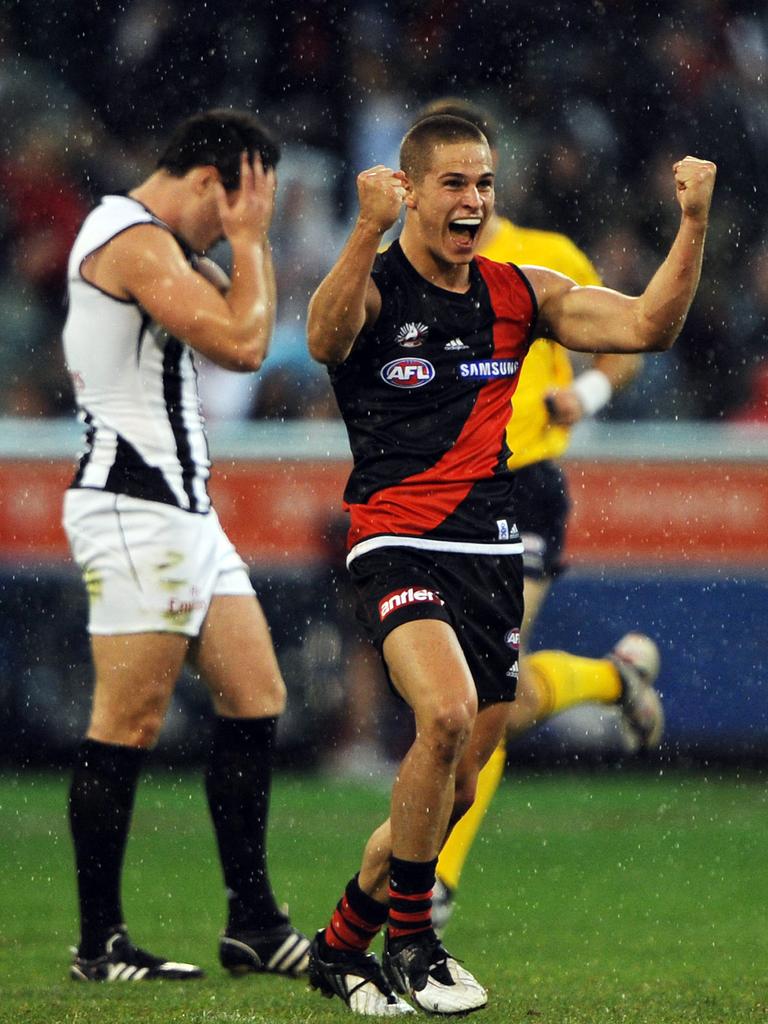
90, 154, 277, 372
307, 165, 406, 365
528, 156, 716, 356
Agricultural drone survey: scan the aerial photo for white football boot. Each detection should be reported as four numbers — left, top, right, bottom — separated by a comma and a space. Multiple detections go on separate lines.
610, 632, 664, 752
309, 930, 414, 1016
383, 931, 487, 1015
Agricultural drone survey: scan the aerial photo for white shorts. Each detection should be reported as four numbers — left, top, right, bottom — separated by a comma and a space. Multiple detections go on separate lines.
62, 490, 254, 636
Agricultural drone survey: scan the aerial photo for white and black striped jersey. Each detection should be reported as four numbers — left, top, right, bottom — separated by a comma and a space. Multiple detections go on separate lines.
63, 194, 211, 513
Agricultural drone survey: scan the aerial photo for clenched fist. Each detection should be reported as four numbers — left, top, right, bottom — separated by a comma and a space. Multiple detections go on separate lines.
673, 156, 716, 221
357, 165, 408, 233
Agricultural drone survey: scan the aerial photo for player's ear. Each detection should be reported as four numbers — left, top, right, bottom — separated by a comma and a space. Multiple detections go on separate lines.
190, 165, 221, 195
403, 174, 417, 209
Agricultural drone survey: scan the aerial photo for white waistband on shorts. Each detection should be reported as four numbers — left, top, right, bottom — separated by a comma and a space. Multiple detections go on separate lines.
346, 534, 524, 568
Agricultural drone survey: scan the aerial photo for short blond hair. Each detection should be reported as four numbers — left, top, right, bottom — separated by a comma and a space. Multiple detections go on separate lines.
399, 114, 488, 182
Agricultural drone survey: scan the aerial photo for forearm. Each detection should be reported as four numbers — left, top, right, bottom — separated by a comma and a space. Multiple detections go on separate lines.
307, 218, 383, 364
265, 242, 277, 325
259, 240, 278, 360
591, 352, 642, 390
222, 236, 274, 368
633, 212, 708, 351
556, 354, 638, 423
534, 158, 714, 358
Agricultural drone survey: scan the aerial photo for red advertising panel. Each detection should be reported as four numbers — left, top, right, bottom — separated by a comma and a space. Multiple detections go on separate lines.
0, 458, 766, 567
565, 460, 768, 566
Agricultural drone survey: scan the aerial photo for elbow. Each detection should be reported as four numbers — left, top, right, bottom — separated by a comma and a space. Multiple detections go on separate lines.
236, 351, 265, 373
225, 330, 269, 373
309, 346, 333, 367
306, 296, 336, 364
307, 327, 335, 366
654, 337, 677, 353
633, 311, 684, 353
624, 352, 644, 375
643, 330, 678, 353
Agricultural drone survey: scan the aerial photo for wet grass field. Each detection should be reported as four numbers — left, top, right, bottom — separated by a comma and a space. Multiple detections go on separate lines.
1, 770, 765, 1024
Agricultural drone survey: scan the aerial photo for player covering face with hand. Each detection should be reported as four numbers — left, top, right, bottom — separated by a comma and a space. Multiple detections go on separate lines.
304, 114, 715, 1016
62, 109, 310, 984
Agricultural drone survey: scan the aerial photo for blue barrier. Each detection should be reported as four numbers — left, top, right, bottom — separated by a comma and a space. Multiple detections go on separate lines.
1, 567, 765, 764
530, 571, 768, 757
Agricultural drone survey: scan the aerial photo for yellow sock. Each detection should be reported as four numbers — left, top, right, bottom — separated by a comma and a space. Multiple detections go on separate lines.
526, 650, 622, 718
437, 743, 506, 892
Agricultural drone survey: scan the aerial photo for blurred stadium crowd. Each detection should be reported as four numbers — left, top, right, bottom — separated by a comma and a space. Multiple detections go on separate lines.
1, 0, 767, 423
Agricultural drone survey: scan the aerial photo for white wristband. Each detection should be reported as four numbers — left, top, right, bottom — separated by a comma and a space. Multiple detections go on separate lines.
571, 369, 613, 417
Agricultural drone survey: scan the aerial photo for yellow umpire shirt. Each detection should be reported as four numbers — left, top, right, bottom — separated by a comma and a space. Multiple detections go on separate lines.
479, 217, 602, 471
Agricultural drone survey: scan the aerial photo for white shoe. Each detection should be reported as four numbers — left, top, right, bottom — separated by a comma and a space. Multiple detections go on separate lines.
610, 632, 664, 752
383, 931, 487, 1015
309, 930, 415, 1016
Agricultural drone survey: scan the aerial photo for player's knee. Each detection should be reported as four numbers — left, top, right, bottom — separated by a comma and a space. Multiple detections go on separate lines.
213, 672, 287, 717
248, 672, 287, 715
90, 703, 165, 748
422, 702, 475, 763
267, 674, 287, 713
243, 675, 286, 716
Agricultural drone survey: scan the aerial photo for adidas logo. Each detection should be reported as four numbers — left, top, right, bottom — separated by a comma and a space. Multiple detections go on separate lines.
106, 962, 149, 981
444, 338, 469, 351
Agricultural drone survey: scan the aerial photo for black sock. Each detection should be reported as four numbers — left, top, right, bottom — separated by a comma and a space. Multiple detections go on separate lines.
325, 873, 389, 954
68, 738, 146, 957
205, 715, 286, 931
388, 856, 437, 950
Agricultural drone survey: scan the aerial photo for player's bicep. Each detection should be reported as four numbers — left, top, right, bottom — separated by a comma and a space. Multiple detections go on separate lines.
115, 228, 232, 347
526, 266, 638, 353
523, 266, 578, 343
312, 277, 382, 366
363, 278, 382, 331
339, 279, 382, 363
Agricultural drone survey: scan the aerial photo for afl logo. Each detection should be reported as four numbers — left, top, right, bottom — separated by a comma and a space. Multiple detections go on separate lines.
381, 357, 436, 388
504, 628, 520, 649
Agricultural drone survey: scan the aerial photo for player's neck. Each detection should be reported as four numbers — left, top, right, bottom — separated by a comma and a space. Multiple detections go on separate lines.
129, 173, 191, 242
399, 230, 472, 294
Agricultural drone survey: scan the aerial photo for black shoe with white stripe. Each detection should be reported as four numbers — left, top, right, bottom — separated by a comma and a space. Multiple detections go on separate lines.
219, 922, 311, 977
70, 929, 204, 981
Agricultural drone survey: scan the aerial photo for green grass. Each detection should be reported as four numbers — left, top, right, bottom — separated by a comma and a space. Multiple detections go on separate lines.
0, 770, 765, 1023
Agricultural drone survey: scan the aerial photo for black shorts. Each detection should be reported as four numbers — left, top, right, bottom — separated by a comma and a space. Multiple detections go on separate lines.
348, 546, 524, 706
511, 460, 571, 581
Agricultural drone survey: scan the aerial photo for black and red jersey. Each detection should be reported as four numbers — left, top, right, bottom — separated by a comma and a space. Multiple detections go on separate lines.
329, 240, 537, 563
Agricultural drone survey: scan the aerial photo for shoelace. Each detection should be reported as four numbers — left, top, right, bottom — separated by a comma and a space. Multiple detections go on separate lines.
404, 937, 461, 990
321, 945, 397, 998
350, 952, 396, 994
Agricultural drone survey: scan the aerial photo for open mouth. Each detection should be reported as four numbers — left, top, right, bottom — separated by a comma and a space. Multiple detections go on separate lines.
448, 217, 482, 243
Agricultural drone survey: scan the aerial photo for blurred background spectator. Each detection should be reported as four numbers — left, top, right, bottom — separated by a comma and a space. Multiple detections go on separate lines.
1, 0, 766, 422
